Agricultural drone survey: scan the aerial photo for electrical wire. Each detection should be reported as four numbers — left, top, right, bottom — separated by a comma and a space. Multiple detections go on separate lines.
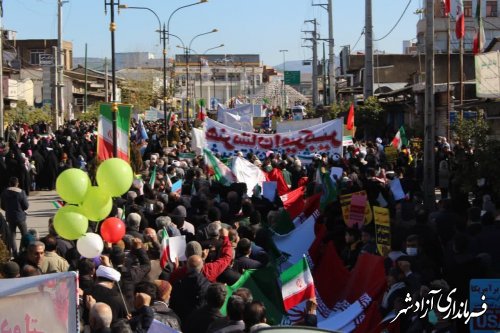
352, 28, 365, 50
374, 0, 413, 41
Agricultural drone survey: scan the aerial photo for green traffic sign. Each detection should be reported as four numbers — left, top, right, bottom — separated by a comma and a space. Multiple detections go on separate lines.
284, 71, 301, 85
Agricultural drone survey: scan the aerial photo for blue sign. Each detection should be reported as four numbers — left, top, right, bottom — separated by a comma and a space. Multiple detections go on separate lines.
470, 279, 500, 332
450, 111, 478, 125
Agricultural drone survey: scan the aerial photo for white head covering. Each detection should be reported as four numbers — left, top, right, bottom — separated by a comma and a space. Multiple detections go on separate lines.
96, 265, 121, 282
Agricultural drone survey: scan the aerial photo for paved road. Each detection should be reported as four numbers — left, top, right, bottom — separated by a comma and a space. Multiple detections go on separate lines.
24, 190, 58, 240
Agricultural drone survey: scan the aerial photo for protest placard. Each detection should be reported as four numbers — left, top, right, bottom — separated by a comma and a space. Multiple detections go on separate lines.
340, 190, 373, 226
373, 206, 391, 256
348, 192, 367, 228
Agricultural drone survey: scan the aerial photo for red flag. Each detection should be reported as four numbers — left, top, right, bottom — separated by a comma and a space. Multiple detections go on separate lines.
280, 186, 305, 220
346, 103, 355, 130
443, 0, 450, 16
456, 0, 465, 39
267, 168, 290, 196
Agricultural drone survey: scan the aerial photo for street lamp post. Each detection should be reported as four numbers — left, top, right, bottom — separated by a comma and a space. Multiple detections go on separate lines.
279, 49, 288, 115
118, 5, 171, 145
165, 0, 208, 130
199, 44, 224, 110
178, 29, 218, 129
104, 0, 121, 157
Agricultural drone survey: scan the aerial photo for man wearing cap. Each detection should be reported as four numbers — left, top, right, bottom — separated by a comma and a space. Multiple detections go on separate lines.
84, 263, 128, 325
169, 205, 195, 239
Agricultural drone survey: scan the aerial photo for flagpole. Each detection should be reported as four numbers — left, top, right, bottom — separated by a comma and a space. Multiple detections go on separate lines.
459, 37, 464, 106
447, 13, 451, 140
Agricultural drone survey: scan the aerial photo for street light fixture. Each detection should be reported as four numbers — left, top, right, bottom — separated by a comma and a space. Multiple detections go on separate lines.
177, 28, 218, 129
166, 1, 208, 53
199, 44, 224, 108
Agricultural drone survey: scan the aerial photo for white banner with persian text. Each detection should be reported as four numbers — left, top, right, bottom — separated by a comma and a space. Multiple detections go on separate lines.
276, 118, 323, 133
0, 272, 78, 333
205, 118, 343, 160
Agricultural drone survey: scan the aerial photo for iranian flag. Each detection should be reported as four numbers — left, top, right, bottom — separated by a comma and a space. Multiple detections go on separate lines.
456, 0, 465, 39
97, 103, 131, 161
203, 148, 237, 186
473, 0, 485, 54
280, 257, 315, 311
391, 125, 408, 150
159, 228, 169, 269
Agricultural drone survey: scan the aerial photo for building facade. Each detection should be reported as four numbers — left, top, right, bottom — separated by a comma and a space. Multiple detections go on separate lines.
417, 0, 500, 53
173, 54, 263, 107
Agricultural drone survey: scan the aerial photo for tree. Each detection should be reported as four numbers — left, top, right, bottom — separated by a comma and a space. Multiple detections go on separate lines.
74, 103, 100, 122
356, 96, 384, 139
4, 100, 51, 125
451, 114, 489, 150
121, 78, 160, 112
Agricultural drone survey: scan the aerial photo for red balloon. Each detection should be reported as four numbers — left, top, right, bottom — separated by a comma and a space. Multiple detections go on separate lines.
100, 217, 126, 243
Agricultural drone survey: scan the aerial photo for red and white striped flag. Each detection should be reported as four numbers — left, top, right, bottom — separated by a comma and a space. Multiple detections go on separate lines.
160, 228, 170, 269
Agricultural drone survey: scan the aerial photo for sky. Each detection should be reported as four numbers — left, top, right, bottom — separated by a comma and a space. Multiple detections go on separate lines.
3, 0, 422, 66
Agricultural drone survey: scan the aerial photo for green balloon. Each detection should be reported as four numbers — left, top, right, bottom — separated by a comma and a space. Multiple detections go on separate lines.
56, 168, 91, 204
53, 205, 89, 240
96, 158, 134, 197
81, 186, 113, 221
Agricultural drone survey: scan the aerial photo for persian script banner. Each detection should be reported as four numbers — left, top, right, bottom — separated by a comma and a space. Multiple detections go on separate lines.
0, 272, 78, 333
205, 118, 343, 160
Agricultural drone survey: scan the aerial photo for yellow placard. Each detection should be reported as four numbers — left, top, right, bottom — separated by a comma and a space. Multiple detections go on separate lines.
374, 206, 391, 256
384, 146, 398, 164
340, 190, 373, 226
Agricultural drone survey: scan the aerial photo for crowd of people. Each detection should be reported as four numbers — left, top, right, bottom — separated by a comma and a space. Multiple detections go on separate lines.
0, 119, 499, 333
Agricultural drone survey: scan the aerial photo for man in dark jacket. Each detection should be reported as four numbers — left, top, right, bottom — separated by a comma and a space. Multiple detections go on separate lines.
1, 177, 29, 257
169, 254, 211, 322
183, 283, 227, 333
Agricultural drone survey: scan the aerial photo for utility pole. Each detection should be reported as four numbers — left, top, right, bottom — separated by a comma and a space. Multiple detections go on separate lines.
84, 43, 88, 113
327, 0, 335, 104
364, 0, 374, 99
57, 0, 66, 125
323, 42, 327, 105
313, 0, 335, 105
303, 19, 318, 107
312, 22, 318, 108
424, 0, 436, 210
53, 46, 59, 127
279, 49, 288, 112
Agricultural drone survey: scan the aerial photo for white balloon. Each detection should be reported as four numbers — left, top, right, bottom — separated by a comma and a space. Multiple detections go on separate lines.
77, 233, 104, 258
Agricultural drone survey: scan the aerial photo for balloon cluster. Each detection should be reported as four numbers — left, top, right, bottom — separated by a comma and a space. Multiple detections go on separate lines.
54, 158, 133, 258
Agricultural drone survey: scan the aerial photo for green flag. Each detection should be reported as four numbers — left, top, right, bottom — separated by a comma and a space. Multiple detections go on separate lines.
149, 166, 157, 188
320, 169, 338, 212
221, 265, 285, 325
